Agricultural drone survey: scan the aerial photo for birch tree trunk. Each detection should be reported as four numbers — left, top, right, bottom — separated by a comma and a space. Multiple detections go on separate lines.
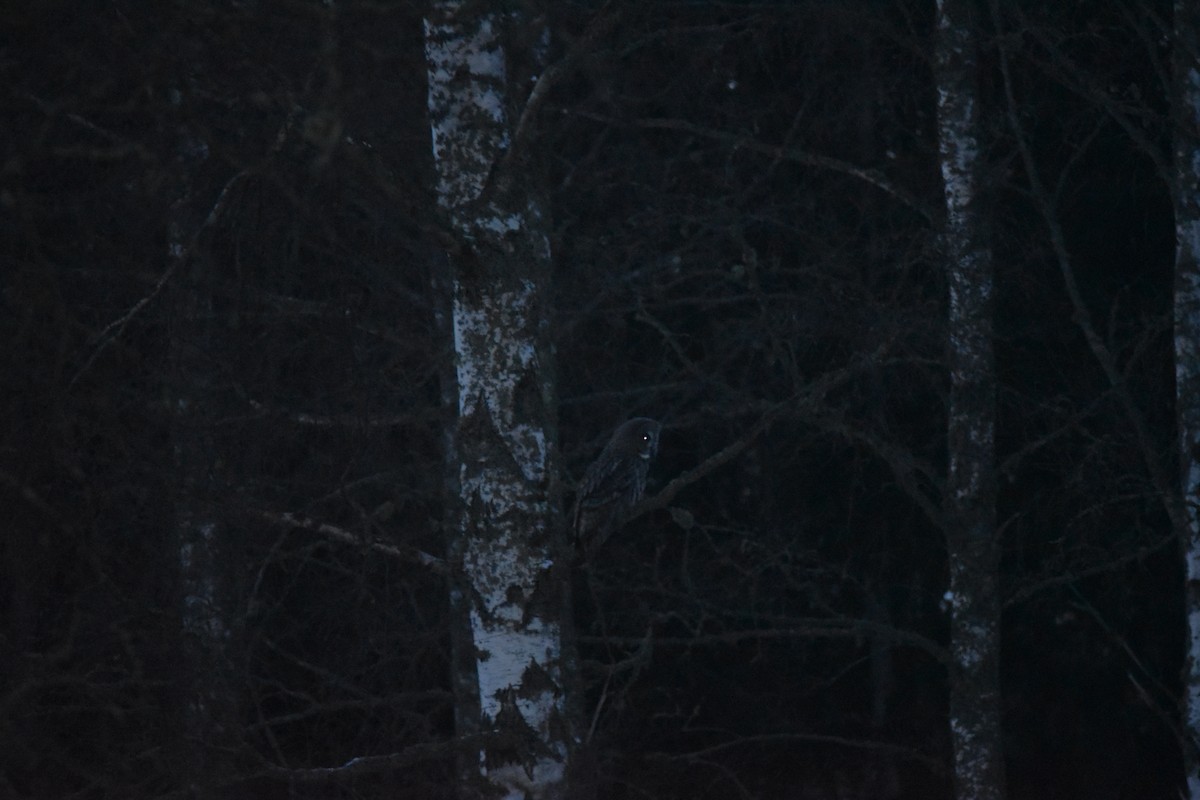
934, 1, 1005, 797
1174, 2, 1200, 794
425, 5, 573, 798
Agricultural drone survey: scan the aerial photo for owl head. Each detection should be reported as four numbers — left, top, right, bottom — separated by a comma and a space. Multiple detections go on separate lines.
612, 417, 660, 461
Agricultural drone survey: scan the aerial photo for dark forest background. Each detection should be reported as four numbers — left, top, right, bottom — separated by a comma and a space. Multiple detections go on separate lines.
0, 0, 1186, 798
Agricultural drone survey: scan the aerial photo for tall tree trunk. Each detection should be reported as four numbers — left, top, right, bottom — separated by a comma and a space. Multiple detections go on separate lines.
169, 126, 238, 798
934, 1, 1005, 797
1174, 1, 1200, 795
425, 6, 574, 798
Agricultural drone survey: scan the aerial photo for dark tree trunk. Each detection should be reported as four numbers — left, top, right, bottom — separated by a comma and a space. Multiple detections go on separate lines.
934, 1, 1005, 797
1174, 1, 1200, 795
168, 125, 239, 799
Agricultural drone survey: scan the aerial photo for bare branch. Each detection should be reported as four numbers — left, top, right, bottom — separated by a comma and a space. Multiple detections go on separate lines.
632, 343, 901, 521
1013, 8, 1172, 187
69, 106, 300, 391
199, 735, 489, 789
629, 400, 787, 519
1004, 528, 1177, 608
805, 409, 944, 530
571, 111, 936, 223
68, 169, 246, 392
502, 5, 622, 181
579, 617, 948, 666
655, 731, 945, 776
253, 510, 447, 574
993, 3, 1189, 538
24, 92, 156, 162
244, 399, 437, 429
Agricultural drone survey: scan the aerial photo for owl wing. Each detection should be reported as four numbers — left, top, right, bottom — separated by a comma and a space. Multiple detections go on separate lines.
573, 451, 648, 555
576, 451, 641, 511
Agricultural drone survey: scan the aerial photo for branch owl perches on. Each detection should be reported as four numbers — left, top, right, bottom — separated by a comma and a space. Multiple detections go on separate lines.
573, 417, 661, 560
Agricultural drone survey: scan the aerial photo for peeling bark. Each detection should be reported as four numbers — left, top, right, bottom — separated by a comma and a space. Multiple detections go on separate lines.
425, 5, 572, 798
935, 1, 1004, 798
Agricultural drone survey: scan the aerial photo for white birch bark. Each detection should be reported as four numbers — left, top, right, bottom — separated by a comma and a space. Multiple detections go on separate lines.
425, 5, 571, 798
1174, 2, 1200, 795
935, 1, 1005, 798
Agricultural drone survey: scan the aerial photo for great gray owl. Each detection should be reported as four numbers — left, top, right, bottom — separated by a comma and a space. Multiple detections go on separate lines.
573, 417, 661, 558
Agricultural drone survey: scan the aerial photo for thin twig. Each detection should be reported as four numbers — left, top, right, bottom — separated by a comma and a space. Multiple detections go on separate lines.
68, 169, 247, 391
993, 0, 1189, 537
502, 5, 621, 182
570, 111, 936, 223
70, 105, 300, 390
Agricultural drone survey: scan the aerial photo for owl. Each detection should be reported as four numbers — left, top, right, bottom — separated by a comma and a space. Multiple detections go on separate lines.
573, 417, 661, 558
